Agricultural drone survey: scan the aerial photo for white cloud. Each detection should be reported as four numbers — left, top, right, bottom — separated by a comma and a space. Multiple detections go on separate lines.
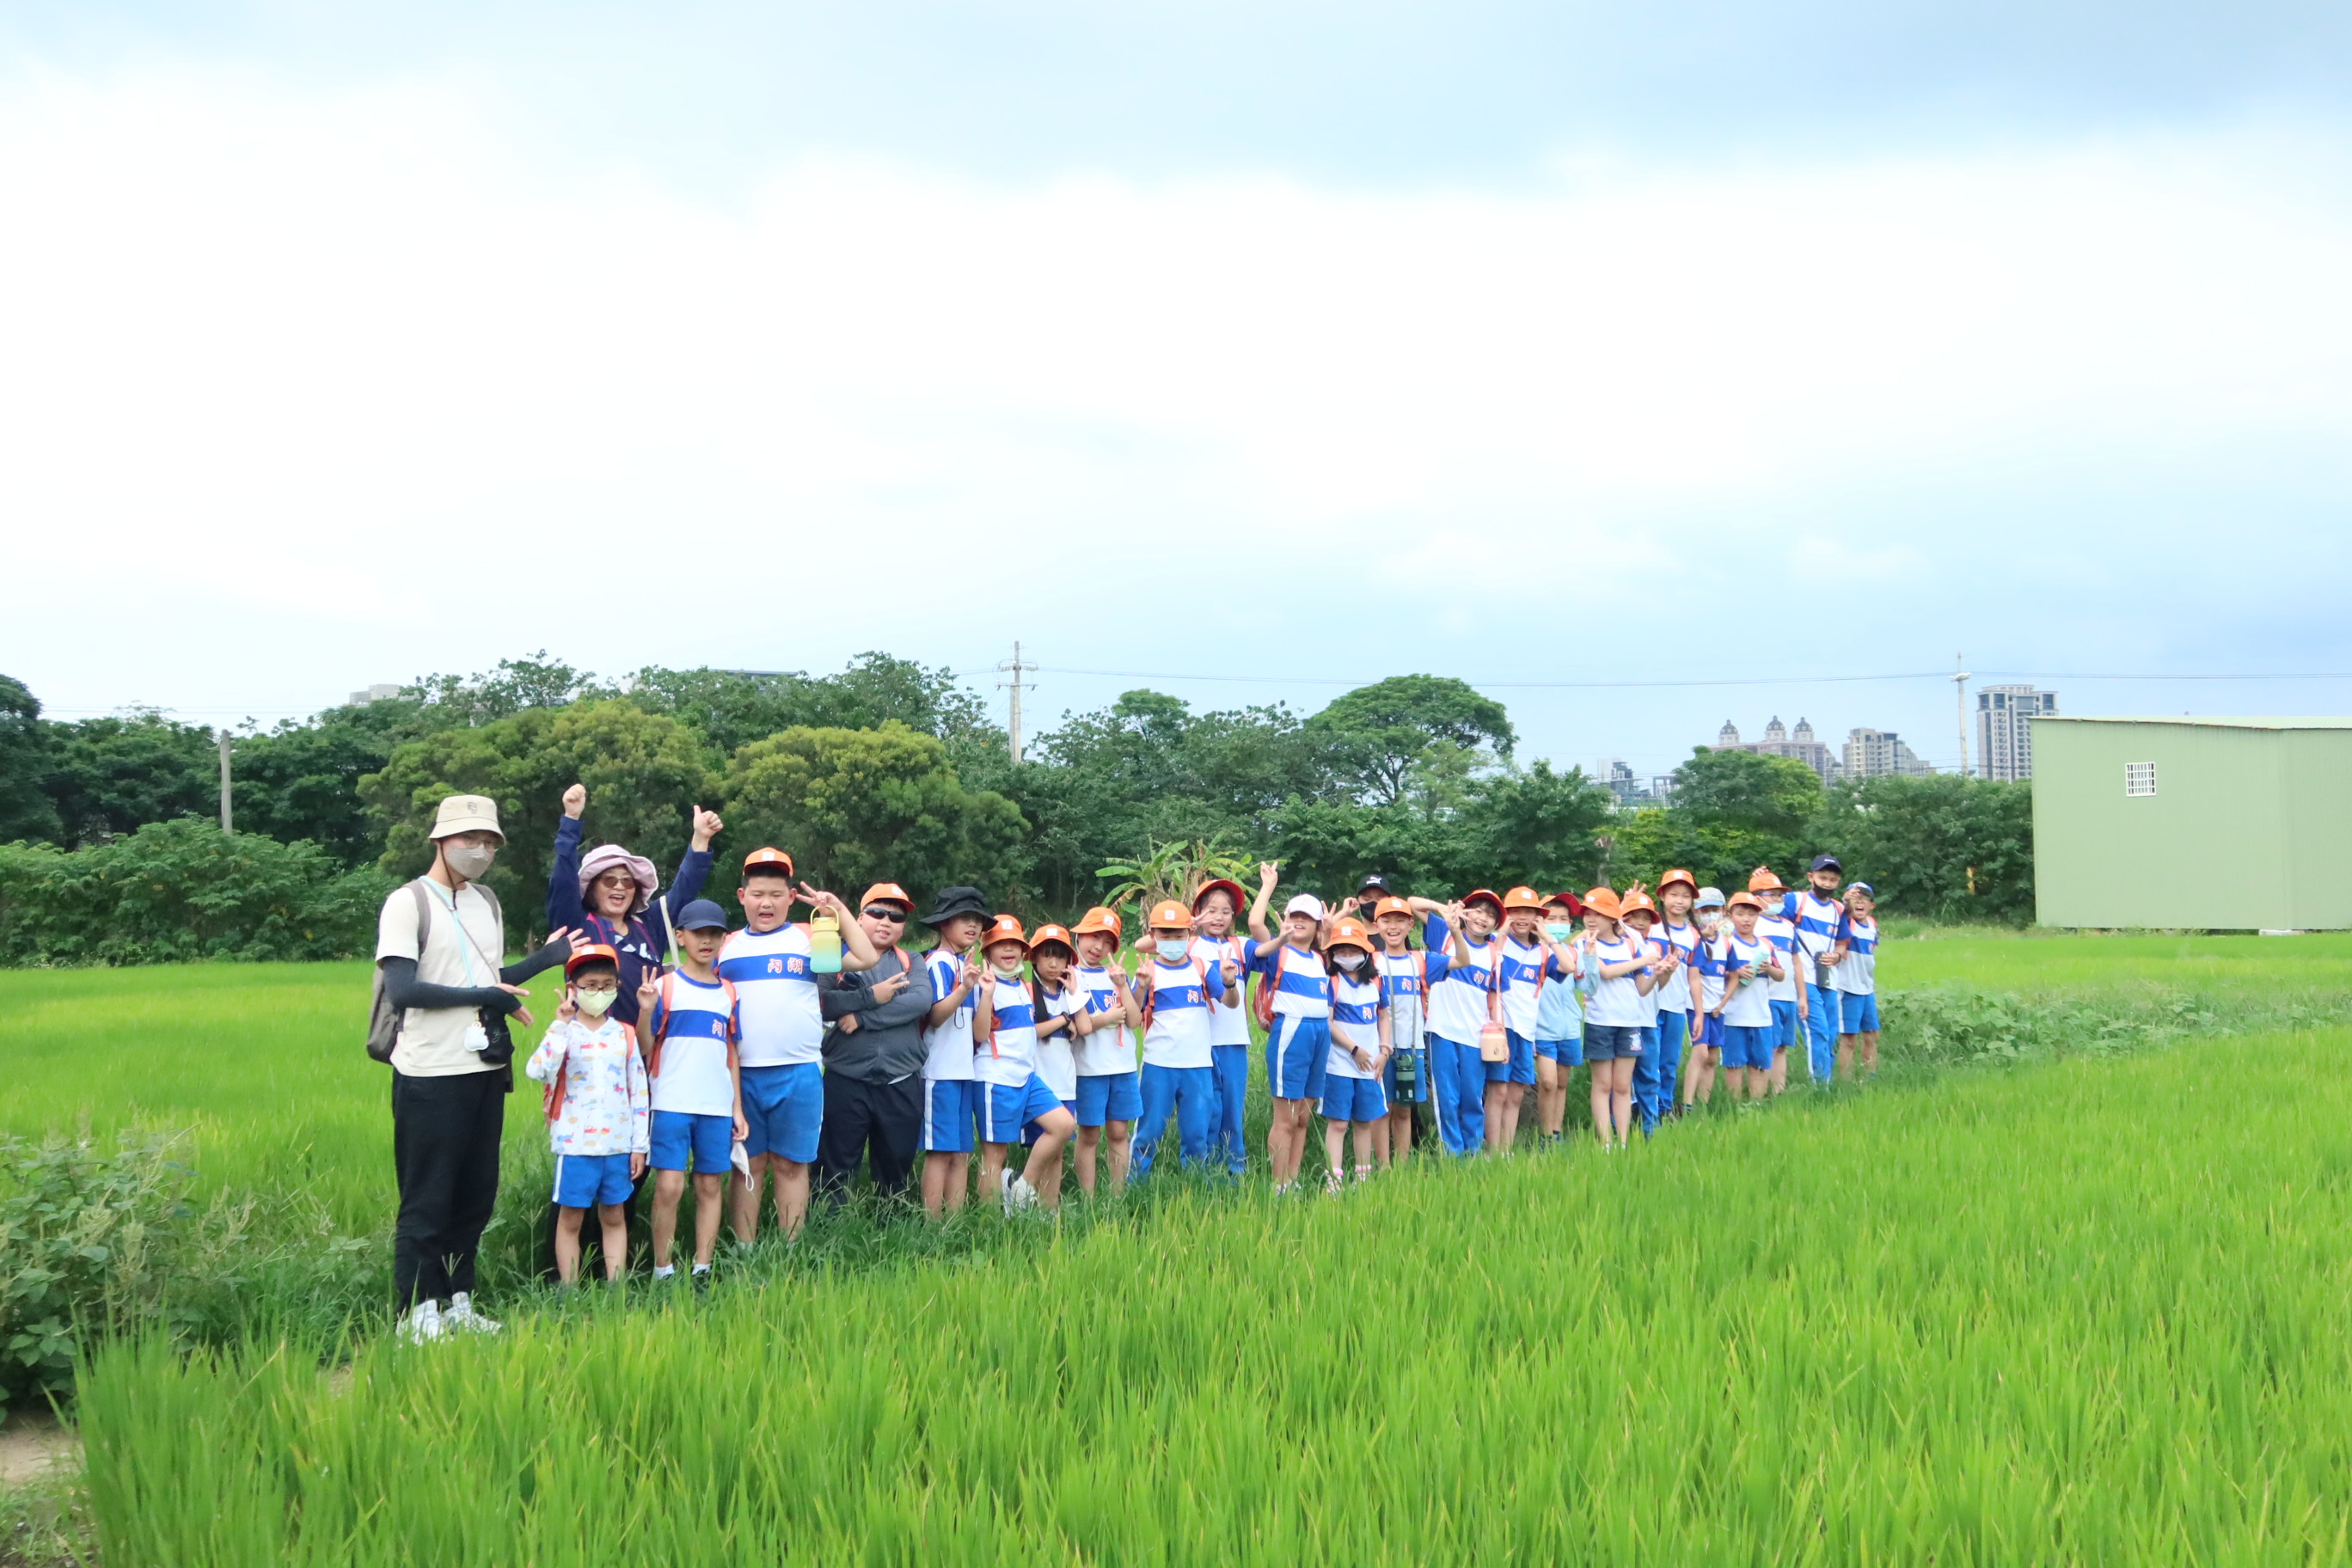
3, 64, 2349, 750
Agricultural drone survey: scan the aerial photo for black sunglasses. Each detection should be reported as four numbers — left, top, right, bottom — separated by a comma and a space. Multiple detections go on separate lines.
862, 906, 910, 922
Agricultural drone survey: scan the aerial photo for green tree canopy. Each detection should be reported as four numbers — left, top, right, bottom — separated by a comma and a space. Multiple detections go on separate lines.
0, 676, 61, 844
363, 698, 715, 941
1669, 747, 1824, 840
1808, 775, 2034, 924
231, 697, 453, 867
1305, 675, 1515, 805
628, 653, 998, 763
717, 722, 1029, 916
42, 711, 219, 848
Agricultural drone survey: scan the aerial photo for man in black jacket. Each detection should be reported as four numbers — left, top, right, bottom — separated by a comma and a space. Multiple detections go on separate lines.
814, 882, 934, 1206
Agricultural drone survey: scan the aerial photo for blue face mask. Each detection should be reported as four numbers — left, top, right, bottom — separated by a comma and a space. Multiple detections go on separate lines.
1156, 936, 1190, 962
1544, 923, 1575, 942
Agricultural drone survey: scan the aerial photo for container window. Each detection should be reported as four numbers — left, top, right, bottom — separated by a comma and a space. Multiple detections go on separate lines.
2124, 762, 2157, 798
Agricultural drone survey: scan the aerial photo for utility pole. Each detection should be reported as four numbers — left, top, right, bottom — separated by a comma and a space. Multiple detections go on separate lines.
217, 731, 233, 833
1952, 653, 1971, 779
996, 641, 1036, 764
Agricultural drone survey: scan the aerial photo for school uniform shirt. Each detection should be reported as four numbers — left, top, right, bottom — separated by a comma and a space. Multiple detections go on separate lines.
1716, 933, 1775, 1028
1072, 965, 1140, 1076
1534, 959, 1583, 1040
646, 972, 742, 1116
1244, 940, 1333, 1020
1034, 982, 1083, 1100
716, 924, 823, 1069
1583, 934, 1651, 1028
1495, 935, 1566, 1038
1140, 953, 1227, 1069
1632, 934, 1666, 1026
1326, 971, 1387, 1079
1833, 916, 1879, 995
1421, 914, 1498, 1044
1194, 934, 1254, 1048
1694, 932, 1730, 1015
1377, 949, 1443, 1053
922, 949, 977, 1082
1654, 922, 1700, 1015
1788, 891, 1850, 974
524, 1017, 651, 1156
374, 877, 508, 1077
1755, 910, 1802, 1003
977, 974, 1044, 1087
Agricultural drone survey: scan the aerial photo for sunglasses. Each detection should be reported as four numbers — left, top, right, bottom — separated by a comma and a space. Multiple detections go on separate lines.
862, 906, 910, 922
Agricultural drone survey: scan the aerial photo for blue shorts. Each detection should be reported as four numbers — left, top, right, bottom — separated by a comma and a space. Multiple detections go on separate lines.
1722, 1023, 1774, 1072
1581, 1023, 1645, 1063
1769, 999, 1799, 1054
1691, 1013, 1724, 1052
1534, 1035, 1582, 1065
649, 1110, 733, 1174
1383, 1046, 1429, 1105
740, 1061, 824, 1164
1075, 1070, 1143, 1127
1321, 1075, 1388, 1123
1491, 1029, 1536, 1085
1266, 1015, 1332, 1101
980, 1074, 1067, 1145
921, 1077, 976, 1154
1841, 991, 1881, 1032
552, 1151, 634, 1208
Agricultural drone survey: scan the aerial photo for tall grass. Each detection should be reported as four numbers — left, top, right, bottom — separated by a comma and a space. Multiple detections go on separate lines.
80, 1026, 2352, 1565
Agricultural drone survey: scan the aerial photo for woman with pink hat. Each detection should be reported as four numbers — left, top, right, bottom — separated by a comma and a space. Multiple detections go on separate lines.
547, 782, 725, 1032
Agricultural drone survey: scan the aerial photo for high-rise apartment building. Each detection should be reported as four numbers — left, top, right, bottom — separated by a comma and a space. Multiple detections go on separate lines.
1976, 685, 2058, 781
1712, 716, 1843, 785
1844, 726, 1929, 779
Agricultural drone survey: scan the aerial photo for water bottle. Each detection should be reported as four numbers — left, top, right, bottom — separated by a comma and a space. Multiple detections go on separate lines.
810, 913, 842, 974
1393, 1044, 1418, 1099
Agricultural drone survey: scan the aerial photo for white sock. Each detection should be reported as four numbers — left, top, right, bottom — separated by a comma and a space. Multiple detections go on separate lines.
654, 1265, 676, 1279
692, 1264, 710, 1276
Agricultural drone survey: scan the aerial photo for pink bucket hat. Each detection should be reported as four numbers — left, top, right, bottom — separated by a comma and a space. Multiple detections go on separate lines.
579, 844, 659, 915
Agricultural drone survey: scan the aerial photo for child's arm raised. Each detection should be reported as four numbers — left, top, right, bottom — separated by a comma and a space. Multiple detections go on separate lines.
924, 954, 983, 1031
973, 972, 997, 1039
1246, 861, 1279, 943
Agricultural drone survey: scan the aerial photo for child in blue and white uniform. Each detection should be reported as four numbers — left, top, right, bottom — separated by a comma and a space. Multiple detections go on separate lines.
1748, 869, 1803, 1095
1319, 921, 1392, 1190
916, 886, 989, 1219
1680, 889, 1728, 1110
1834, 883, 1882, 1080
716, 848, 879, 1244
1246, 863, 1335, 1193
1409, 888, 1505, 1158
1617, 892, 1675, 1140
524, 944, 649, 1284
1493, 887, 1574, 1154
1534, 893, 1584, 1144
1578, 889, 1653, 1149
1645, 872, 1703, 1133
1713, 891, 1785, 1100
639, 909, 745, 1285
1190, 879, 1254, 1178
1069, 906, 1143, 1196
1131, 899, 1233, 1178
971, 916, 1079, 1213
1372, 896, 1445, 1164
1787, 854, 1852, 1085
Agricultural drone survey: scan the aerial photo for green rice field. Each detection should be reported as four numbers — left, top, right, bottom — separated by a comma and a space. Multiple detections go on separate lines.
9, 932, 2352, 1563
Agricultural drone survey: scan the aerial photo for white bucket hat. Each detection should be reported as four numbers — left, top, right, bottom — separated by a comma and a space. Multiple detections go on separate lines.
429, 794, 504, 842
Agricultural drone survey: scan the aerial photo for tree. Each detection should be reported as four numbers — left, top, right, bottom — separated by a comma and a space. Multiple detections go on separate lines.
1669, 747, 1824, 840
717, 723, 1029, 915
0, 676, 61, 844
1461, 760, 1615, 892
363, 699, 716, 942
628, 653, 1000, 762
1808, 775, 2034, 924
40, 711, 220, 848
1305, 675, 1515, 805
405, 652, 614, 727
231, 696, 453, 867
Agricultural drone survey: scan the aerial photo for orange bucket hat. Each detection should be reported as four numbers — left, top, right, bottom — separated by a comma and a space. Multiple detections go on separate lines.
1747, 866, 1785, 893
1727, 890, 1764, 912
1618, 891, 1660, 925
1147, 899, 1194, 931
1655, 868, 1699, 897
1325, 918, 1375, 953
1028, 922, 1076, 955
1500, 885, 1547, 913
1071, 905, 1124, 939
980, 915, 1029, 952
1581, 887, 1624, 921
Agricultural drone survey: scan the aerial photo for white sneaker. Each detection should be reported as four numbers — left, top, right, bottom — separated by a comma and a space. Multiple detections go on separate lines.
1000, 1167, 1019, 1214
1005, 1173, 1039, 1212
444, 1293, 502, 1334
400, 1300, 444, 1344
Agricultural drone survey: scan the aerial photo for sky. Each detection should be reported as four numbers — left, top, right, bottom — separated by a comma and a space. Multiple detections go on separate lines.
4, 0, 2349, 777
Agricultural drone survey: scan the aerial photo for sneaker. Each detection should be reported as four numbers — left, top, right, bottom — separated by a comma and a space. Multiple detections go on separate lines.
692, 1266, 712, 1296
399, 1300, 444, 1344
1007, 1173, 1039, 1212
444, 1293, 501, 1334
1000, 1167, 1019, 1214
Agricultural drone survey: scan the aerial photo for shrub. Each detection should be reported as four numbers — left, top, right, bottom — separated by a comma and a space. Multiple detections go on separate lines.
0, 819, 392, 965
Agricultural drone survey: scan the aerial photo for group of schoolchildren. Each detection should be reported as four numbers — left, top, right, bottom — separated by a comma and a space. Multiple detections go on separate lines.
521, 842, 1883, 1284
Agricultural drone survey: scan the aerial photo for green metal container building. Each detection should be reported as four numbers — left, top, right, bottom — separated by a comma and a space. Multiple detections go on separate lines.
2032, 716, 2352, 930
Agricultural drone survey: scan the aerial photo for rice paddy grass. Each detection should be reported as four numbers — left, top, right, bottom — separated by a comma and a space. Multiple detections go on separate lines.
77, 1021, 2352, 1565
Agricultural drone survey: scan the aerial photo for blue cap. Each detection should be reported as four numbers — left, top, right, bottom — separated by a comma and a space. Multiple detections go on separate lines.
1847, 882, 1873, 897
676, 898, 732, 932
1694, 886, 1726, 910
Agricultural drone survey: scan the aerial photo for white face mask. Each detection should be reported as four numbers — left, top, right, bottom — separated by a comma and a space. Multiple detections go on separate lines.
1332, 951, 1368, 973
573, 986, 616, 1017
443, 841, 498, 881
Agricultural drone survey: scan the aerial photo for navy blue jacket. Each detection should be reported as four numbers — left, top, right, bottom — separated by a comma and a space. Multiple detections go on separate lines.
545, 815, 714, 1026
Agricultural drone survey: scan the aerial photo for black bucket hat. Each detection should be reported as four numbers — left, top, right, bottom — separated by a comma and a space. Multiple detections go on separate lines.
922, 885, 993, 926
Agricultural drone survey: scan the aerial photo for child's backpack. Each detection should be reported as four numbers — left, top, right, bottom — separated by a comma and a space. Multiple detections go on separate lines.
365, 879, 505, 1064
1136, 953, 1212, 1037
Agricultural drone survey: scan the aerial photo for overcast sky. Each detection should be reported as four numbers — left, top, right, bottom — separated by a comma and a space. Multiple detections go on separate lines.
4, 1, 2348, 775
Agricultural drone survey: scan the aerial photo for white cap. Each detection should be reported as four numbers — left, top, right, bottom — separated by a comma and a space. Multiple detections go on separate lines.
1283, 893, 1326, 922
1694, 886, 1726, 910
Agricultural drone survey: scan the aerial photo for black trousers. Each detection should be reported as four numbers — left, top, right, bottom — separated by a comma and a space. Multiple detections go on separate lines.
391, 1069, 506, 1308
814, 1074, 922, 1204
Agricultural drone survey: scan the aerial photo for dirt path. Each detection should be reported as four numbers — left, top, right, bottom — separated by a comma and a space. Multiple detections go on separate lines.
0, 1417, 80, 1487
